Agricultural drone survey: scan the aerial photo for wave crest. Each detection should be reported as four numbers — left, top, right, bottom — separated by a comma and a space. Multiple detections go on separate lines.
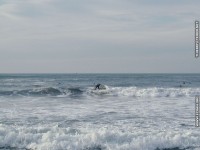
0, 87, 63, 96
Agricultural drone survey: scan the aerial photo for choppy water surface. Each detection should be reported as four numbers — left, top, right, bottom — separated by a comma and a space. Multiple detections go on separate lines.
0, 74, 200, 150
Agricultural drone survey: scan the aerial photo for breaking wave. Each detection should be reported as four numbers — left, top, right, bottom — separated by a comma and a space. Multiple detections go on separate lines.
0, 87, 63, 96
0, 87, 83, 97
0, 86, 199, 98
87, 86, 200, 98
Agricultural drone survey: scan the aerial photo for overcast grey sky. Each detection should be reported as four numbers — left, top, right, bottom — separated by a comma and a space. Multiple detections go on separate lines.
0, 0, 200, 73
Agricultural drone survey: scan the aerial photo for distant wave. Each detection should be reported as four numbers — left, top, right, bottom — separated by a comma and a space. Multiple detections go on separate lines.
27, 87, 63, 96
0, 86, 199, 98
0, 87, 83, 97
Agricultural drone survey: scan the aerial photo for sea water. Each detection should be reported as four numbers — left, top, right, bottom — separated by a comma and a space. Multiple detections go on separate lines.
0, 74, 200, 150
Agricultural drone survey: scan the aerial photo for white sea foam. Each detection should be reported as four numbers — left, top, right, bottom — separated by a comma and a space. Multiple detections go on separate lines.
88, 86, 200, 98
0, 95, 198, 150
0, 124, 199, 150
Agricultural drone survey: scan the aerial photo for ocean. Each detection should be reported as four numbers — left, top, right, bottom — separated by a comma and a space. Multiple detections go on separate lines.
0, 74, 200, 150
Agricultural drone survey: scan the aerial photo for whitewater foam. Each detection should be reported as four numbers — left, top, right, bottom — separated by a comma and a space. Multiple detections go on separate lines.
0, 124, 199, 150
87, 86, 200, 98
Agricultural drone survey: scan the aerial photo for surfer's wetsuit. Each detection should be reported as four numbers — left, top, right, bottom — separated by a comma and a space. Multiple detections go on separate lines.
95, 84, 101, 90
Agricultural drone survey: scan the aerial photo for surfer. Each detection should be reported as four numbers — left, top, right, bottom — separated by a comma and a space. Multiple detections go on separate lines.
95, 84, 101, 90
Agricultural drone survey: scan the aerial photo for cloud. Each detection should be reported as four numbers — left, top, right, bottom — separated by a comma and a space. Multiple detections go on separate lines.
0, 0, 200, 72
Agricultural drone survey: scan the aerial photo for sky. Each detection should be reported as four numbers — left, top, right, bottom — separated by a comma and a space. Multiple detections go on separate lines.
0, 0, 200, 73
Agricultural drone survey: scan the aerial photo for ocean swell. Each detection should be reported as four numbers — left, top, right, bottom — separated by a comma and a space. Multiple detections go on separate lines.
0, 86, 199, 98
